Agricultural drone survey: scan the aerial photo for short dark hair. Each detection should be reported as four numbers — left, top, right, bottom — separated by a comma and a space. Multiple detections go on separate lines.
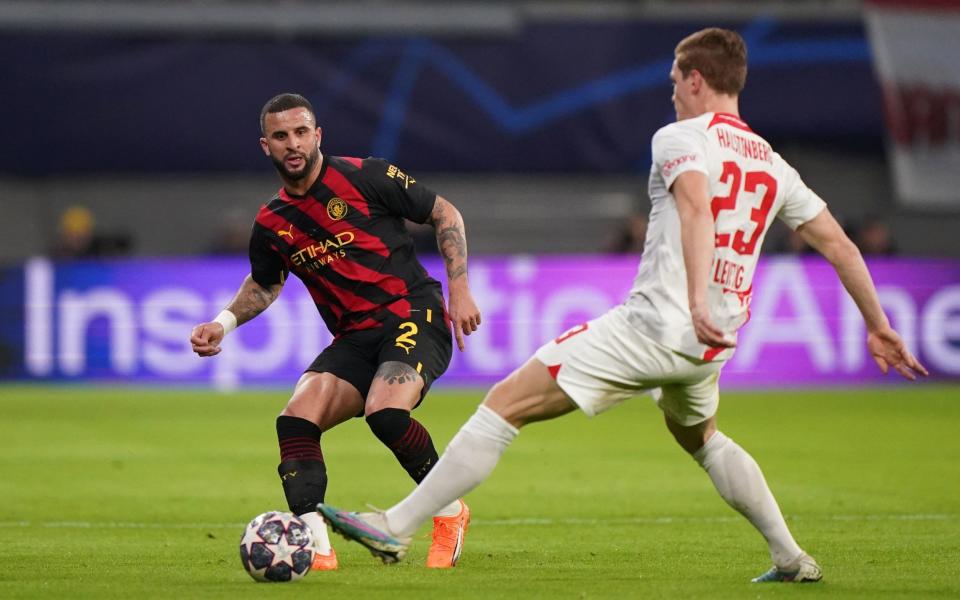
260, 93, 315, 134
675, 28, 747, 96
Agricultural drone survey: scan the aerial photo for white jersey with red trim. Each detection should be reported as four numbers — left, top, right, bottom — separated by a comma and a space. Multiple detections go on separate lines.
626, 112, 826, 361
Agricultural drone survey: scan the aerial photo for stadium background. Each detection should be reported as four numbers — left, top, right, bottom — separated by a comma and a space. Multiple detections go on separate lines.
1, 1, 959, 597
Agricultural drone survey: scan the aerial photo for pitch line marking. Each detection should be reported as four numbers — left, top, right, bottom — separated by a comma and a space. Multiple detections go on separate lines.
2, 514, 954, 529
481, 514, 956, 525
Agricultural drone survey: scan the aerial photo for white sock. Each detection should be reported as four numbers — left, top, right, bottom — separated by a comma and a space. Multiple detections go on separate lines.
693, 431, 804, 568
298, 511, 332, 553
385, 405, 519, 537
434, 499, 463, 518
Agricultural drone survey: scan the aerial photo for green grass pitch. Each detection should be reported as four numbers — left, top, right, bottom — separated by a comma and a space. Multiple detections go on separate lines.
2, 384, 958, 598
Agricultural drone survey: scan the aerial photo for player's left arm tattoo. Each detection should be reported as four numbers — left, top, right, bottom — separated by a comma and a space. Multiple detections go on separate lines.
374, 361, 420, 386
427, 196, 468, 283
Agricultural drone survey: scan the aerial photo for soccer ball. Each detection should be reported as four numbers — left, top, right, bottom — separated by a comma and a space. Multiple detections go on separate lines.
239, 511, 315, 582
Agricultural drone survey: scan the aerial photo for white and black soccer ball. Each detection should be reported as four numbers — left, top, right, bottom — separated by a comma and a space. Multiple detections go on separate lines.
239, 511, 315, 582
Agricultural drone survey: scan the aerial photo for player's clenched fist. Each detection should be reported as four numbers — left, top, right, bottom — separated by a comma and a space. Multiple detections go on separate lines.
190, 322, 225, 357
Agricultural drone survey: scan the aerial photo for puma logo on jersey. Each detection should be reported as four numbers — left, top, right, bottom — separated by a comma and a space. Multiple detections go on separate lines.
278, 225, 296, 239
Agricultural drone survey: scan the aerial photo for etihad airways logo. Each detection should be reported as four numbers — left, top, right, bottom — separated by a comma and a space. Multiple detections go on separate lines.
290, 231, 355, 271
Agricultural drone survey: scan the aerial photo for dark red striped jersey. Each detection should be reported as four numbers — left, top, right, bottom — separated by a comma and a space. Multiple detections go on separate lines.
249, 155, 443, 335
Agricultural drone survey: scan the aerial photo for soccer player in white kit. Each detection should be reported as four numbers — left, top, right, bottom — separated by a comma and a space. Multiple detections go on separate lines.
318, 27, 928, 582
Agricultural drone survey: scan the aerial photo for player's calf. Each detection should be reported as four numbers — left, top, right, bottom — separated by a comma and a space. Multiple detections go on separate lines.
366, 408, 439, 483
276, 416, 337, 563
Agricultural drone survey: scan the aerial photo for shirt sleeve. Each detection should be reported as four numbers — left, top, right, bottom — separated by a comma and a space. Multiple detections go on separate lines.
652, 123, 709, 190
362, 157, 438, 224
248, 222, 288, 288
774, 154, 827, 230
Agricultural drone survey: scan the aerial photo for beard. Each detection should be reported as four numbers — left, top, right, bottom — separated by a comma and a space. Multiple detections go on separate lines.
271, 146, 320, 182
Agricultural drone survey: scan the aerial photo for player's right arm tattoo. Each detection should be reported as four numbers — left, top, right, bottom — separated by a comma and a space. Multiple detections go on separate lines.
428, 196, 468, 283
225, 274, 283, 326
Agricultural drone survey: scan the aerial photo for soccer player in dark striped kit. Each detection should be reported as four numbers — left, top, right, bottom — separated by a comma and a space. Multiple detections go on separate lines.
190, 93, 480, 570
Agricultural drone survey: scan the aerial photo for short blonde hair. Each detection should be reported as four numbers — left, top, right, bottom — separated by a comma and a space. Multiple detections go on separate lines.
675, 28, 747, 96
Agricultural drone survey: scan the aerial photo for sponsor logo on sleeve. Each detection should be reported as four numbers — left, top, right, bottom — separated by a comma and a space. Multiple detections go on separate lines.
386, 164, 416, 189
662, 154, 698, 178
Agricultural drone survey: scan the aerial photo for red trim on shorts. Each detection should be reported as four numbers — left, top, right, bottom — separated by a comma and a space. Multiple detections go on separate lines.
546, 364, 562, 379
554, 322, 588, 344
702, 346, 725, 362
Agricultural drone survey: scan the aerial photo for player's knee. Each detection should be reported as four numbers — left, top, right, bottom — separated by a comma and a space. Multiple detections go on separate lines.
279, 399, 314, 421
665, 414, 716, 455
281, 372, 360, 429
286, 372, 335, 408
482, 378, 520, 422
280, 390, 324, 423
483, 375, 573, 429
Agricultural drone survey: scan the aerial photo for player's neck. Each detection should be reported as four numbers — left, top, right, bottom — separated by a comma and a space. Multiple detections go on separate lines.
282, 151, 325, 196
701, 95, 740, 118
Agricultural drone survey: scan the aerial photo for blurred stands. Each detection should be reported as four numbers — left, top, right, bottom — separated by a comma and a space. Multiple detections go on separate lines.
1, 0, 958, 261
50, 205, 133, 259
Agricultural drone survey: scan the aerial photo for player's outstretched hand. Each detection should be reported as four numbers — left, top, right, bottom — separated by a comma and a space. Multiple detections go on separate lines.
448, 287, 481, 352
867, 327, 928, 380
190, 322, 225, 357
691, 305, 735, 350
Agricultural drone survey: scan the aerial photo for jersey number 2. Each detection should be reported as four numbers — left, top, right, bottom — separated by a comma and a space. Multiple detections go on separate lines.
395, 322, 418, 354
710, 161, 777, 256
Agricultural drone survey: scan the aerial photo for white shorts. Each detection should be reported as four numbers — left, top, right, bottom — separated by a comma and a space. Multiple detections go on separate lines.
534, 304, 724, 426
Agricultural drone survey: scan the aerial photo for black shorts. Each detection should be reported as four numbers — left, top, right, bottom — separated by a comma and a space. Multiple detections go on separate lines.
306, 300, 453, 406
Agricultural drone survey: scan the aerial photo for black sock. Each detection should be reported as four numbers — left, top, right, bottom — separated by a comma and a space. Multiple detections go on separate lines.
366, 408, 439, 483
276, 415, 327, 515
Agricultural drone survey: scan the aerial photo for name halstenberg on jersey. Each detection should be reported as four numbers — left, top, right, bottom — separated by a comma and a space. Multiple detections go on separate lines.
715, 128, 772, 164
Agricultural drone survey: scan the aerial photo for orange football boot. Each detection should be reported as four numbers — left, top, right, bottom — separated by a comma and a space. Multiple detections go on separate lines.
426, 500, 470, 568
311, 547, 338, 571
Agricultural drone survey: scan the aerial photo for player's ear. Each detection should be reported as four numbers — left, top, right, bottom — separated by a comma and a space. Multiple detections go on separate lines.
259, 137, 270, 156
316, 127, 323, 147
689, 69, 704, 93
